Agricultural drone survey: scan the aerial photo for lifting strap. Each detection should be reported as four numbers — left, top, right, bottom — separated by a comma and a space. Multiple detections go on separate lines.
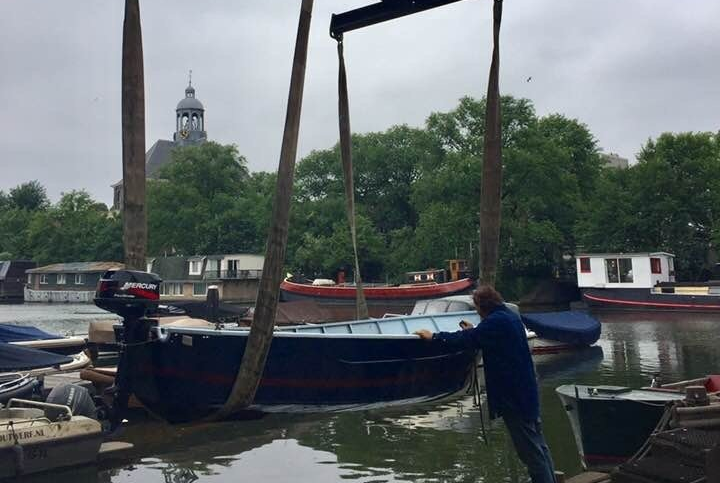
337, 37, 369, 320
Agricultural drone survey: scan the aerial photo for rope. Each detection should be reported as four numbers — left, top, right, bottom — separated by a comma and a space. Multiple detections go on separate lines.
467, 353, 488, 444
337, 36, 368, 320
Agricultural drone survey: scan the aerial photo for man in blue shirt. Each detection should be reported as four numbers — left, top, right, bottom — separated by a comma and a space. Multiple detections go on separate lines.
415, 285, 556, 483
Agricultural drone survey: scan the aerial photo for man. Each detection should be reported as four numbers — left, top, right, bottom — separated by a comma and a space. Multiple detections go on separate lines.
415, 285, 556, 483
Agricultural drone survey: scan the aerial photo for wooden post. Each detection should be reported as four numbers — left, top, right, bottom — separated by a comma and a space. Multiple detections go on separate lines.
479, 0, 503, 287
211, 0, 314, 420
121, 0, 146, 271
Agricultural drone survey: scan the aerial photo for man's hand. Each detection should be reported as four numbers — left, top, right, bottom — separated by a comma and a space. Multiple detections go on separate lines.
415, 329, 434, 340
459, 320, 474, 330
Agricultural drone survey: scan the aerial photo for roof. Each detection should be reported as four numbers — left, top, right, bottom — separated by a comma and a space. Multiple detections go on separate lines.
146, 139, 177, 178
150, 256, 187, 281
27, 261, 124, 274
177, 96, 204, 110
575, 252, 675, 258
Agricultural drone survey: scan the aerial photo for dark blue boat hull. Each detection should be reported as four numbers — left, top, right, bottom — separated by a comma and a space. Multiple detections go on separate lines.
127, 331, 477, 423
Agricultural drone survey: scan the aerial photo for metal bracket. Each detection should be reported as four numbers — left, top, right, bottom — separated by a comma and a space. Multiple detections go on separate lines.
330, 0, 468, 39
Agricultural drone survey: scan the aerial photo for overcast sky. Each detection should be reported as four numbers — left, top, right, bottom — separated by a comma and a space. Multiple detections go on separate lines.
2, 1, 719, 206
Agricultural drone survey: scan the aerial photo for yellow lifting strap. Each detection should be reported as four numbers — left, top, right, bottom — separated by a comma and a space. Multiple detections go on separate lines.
337, 37, 369, 321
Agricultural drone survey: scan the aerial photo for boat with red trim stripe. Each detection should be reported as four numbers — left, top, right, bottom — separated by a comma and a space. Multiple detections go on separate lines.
280, 268, 474, 319
123, 312, 481, 422
576, 252, 720, 312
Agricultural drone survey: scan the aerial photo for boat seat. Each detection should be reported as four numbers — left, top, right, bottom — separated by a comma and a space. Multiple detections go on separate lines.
705, 375, 720, 393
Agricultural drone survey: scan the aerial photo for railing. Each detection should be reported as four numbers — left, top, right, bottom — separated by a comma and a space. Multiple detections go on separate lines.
203, 269, 262, 280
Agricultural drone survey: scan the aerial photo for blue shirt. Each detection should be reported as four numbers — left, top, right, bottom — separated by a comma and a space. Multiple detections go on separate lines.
433, 304, 540, 421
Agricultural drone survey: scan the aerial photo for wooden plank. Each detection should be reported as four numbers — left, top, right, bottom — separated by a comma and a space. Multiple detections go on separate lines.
98, 441, 134, 461
566, 472, 611, 483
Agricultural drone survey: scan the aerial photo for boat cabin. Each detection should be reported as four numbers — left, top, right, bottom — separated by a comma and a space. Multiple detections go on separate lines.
575, 252, 675, 289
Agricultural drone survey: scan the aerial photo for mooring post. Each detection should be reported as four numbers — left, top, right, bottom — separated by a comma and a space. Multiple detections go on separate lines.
479, 0, 503, 287
121, 0, 146, 271
211, 0, 314, 420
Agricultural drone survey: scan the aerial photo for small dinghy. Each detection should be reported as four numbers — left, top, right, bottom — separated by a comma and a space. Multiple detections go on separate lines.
0, 397, 103, 478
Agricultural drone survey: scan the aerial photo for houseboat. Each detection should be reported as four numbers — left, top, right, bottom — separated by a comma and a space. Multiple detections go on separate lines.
0, 260, 36, 303
576, 252, 720, 311
25, 262, 124, 303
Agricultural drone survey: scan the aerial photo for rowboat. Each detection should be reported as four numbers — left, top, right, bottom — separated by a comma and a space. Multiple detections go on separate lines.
556, 375, 720, 470
124, 311, 481, 423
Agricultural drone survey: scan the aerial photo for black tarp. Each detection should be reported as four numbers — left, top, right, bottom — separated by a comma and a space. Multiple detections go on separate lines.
522, 311, 601, 346
0, 342, 72, 371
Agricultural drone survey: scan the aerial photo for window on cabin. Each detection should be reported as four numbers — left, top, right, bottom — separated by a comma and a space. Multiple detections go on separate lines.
580, 257, 591, 273
160, 282, 183, 296
57, 274, 66, 285
651, 257, 662, 274
605, 258, 633, 283
75, 274, 84, 285
40, 274, 47, 284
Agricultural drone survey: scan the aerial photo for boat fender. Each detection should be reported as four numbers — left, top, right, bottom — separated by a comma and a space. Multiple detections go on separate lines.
46, 384, 97, 420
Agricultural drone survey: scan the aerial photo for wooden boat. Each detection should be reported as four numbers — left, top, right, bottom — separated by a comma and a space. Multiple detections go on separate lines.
123, 311, 481, 423
556, 375, 720, 470
0, 399, 103, 478
279, 277, 474, 318
576, 252, 720, 311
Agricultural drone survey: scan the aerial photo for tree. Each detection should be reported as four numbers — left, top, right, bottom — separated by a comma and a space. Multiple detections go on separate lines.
8, 181, 49, 211
147, 142, 256, 255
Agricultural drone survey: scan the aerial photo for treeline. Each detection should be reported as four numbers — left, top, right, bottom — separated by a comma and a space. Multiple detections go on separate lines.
2, 96, 718, 295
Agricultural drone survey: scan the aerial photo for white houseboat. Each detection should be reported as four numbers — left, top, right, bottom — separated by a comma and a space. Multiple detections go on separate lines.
576, 252, 720, 311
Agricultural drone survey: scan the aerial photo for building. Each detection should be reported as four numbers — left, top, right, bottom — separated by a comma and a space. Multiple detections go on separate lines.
0, 260, 36, 303
148, 253, 264, 303
600, 152, 629, 169
112, 76, 208, 210
25, 262, 125, 303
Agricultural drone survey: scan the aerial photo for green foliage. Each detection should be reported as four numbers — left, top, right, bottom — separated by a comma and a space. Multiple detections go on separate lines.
576, 132, 720, 280
9, 180, 49, 211
147, 142, 266, 255
3, 98, 717, 291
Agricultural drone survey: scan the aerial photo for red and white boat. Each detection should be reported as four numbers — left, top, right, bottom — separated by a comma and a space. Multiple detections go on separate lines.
280, 274, 474, 319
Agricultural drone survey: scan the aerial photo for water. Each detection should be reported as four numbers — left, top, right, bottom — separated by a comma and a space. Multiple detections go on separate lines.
3, 305, 720, 482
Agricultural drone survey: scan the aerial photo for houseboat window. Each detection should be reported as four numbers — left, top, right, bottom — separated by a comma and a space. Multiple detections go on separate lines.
650, 257, 662, 274
619, 258, 633, 282
605, 258, 633, 283
193, 283, 207, 296
75, 274, 84, 285
205, 259, 219, 274
40, 274, 47, 284
579, 257, 591, 273
189, 260, 202, 275
57, 273, 66, 285
160, 282, 183, 296
27, 274, 31, 284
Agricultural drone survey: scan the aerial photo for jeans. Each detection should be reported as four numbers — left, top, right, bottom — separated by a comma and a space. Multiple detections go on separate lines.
502, 414, 556, 483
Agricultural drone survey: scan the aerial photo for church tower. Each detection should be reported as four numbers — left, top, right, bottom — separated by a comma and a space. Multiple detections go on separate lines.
173, 72, 207, 146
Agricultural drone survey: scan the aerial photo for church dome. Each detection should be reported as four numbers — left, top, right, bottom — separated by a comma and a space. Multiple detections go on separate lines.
177, 96, 204, 110
176, 83, 204, 110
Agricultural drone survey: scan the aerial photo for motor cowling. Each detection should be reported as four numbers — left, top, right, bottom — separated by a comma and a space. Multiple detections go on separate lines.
94, 269, 162, 319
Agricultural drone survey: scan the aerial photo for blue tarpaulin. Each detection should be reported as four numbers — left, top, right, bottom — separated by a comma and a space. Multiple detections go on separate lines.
521, 311, 601, 346
0, 342, 72, 371
0, 323, 62, 343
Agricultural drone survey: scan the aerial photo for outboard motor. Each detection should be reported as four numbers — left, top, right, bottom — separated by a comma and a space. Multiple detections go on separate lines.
94, 269, 161, 429
94, 269, 161, 319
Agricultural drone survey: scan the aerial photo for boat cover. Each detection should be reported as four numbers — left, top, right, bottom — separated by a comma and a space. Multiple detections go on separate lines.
0, 342, 72, 371
521, 311, 601, 346
0, 323, 62, 343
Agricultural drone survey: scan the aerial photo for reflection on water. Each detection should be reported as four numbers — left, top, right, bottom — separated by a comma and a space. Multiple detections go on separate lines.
2, 308, 719, 482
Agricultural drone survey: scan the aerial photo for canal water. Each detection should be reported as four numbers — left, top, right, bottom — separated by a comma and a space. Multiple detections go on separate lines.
2, 305, 720, 482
